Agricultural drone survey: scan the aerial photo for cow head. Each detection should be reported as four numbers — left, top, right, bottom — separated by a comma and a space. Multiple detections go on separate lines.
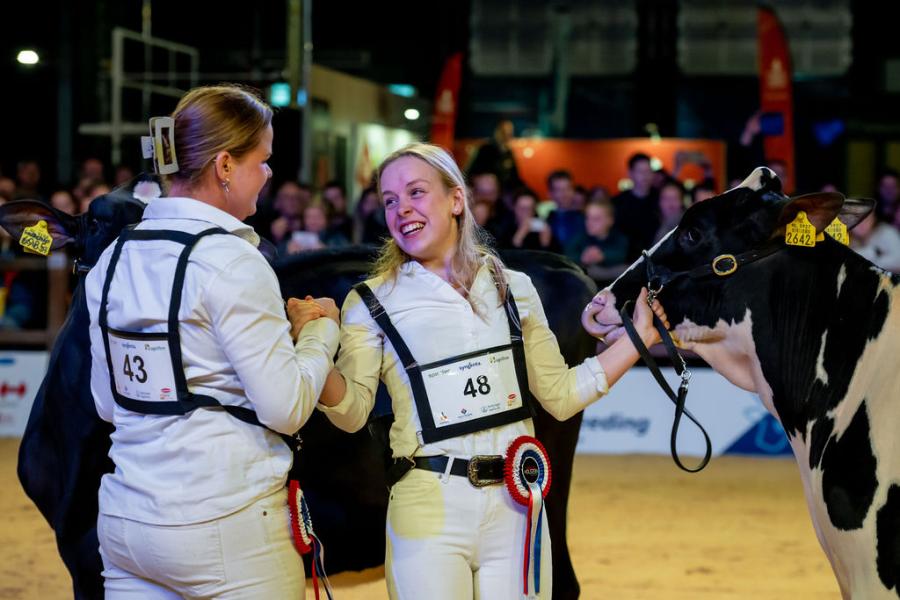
0, 176, 156, 270
582, 167, 875, 396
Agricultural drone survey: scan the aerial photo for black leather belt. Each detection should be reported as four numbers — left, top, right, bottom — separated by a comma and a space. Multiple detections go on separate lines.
413, 455, 505, 488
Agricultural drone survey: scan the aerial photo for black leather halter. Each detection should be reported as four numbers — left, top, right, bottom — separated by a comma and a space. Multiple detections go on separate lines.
616, 239, 785, 473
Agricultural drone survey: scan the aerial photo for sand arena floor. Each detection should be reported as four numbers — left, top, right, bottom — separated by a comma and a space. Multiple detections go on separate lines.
0, 439, 839, 599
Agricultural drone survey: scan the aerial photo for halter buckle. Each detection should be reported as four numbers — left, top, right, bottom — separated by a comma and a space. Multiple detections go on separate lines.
711, 254, 738, 277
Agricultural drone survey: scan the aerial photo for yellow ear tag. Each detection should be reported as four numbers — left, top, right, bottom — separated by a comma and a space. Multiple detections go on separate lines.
19, 220, 53, 256
785, 211, 816, 247
825, 218, 850, 245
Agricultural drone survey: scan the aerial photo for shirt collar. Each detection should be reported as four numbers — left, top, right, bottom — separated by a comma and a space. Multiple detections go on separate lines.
141, 197, 260, 247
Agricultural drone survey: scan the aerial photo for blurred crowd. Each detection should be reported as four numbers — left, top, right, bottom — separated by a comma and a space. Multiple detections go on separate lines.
2, 128, 900, 331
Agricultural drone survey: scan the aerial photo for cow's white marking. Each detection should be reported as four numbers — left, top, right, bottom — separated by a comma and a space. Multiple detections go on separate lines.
673, 309, 775, 413
735, 166, 778, 193
815, 330, 830, 386
836, 264, 847, 297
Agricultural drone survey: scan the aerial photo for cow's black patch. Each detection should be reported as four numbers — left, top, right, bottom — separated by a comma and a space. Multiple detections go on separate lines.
876, 484, 900, 596
821, 401, 878, 530
808, 416, 834, 470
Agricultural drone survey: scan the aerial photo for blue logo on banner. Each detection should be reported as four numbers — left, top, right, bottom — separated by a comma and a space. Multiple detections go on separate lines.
725, 413, 792, 455
0, 358, 15, 366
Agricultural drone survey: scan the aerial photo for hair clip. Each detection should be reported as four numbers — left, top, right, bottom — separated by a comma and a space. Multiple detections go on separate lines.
140, 117, 179, 175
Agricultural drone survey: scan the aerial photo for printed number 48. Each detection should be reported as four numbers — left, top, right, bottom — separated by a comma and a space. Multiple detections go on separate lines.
123, 355, 148, 384
463, 375, 491, 398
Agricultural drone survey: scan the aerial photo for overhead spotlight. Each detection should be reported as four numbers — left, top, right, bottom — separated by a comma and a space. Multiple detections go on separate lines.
17, 50, 39, 65
404, 108, 420, 121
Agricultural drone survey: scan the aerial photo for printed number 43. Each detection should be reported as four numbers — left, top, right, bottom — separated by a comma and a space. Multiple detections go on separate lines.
123, 354, 148, 384
463, 375, 491, 398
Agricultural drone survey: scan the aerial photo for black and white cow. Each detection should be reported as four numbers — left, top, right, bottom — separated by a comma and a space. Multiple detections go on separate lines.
585, 166, 899, 599
2, 193, 596, 600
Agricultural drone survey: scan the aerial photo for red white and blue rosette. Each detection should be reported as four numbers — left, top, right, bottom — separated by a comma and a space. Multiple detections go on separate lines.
288, 480, 333, 600
505, 436, 552, 598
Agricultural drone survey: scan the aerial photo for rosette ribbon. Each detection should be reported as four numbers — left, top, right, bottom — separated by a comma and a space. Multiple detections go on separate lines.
505, 436, 552, 599
288, 480, 334, 600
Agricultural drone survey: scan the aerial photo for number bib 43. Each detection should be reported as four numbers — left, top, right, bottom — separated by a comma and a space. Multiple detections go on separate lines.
107, 330, 178, 402
421, 346, 523, 430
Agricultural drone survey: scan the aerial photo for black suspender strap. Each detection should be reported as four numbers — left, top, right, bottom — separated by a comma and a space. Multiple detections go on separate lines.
353, 270, 537, 444
98, 227, 293, 446
499, 284, 536, 417
353, 282, 437, 436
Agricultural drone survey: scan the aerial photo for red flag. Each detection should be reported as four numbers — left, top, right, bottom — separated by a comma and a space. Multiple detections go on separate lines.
430, 53, 463, 150
757, 6, 795, 193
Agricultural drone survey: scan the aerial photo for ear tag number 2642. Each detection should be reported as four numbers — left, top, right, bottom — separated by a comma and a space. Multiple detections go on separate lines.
785, 211, 816, 248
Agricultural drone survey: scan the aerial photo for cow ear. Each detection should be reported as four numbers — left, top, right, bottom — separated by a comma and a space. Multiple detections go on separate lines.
0, 200, 80, 250
837, 197, 876, 230
777, 192, 845, 233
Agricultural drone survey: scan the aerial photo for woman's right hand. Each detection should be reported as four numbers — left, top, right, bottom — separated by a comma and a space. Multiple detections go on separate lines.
631, 287, 669, 347
286, 297, 326, 341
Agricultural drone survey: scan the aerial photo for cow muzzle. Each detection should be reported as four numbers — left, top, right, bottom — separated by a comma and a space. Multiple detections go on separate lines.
582, 289, 622, 340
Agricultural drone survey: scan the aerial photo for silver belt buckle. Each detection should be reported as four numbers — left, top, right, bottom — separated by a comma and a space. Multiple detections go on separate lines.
467, 455, 504, 488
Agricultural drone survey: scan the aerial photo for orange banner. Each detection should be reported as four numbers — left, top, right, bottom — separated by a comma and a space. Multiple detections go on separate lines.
429, 53, 463, 151
758, 6, 795, 193
455, 138, 726, 199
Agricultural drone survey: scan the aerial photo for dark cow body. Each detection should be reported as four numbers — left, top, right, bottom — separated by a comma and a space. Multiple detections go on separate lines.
3, 192, 596, 600
588, 167, 900, 598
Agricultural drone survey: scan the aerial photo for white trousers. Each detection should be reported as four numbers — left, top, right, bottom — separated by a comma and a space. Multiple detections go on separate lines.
97, 488, 304, 599
386, 466, 553, 600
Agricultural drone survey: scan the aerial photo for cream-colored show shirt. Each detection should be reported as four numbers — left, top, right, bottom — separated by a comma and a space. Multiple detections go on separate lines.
319, 260, 608, 459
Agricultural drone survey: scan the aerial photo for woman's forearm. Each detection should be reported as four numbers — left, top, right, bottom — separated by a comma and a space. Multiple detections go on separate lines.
595, 329, 654, 389
318, 368, 347, 407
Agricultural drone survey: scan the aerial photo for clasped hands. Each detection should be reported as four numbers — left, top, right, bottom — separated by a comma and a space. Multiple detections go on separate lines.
287, 295, 340, 341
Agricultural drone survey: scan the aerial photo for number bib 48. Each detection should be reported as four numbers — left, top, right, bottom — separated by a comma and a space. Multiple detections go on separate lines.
421, 346, 523, 430
107, 330, 178, 402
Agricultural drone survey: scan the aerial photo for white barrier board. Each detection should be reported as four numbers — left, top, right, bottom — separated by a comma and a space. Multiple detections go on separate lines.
0, 351, 49, 437
576, 367, 791, 457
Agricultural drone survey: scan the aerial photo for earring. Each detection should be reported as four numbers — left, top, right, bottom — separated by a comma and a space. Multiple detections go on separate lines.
221, 179, 230, 193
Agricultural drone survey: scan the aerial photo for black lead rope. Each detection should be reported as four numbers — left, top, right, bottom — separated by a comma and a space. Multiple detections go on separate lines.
619, 300, 712, 473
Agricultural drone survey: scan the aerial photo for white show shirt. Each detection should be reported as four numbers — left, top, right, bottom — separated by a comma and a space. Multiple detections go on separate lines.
319, 260, 608, 459
86, 197, 339, 525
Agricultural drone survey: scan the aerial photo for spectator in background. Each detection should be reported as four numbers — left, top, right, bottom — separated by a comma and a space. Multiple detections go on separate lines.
471, 171, 514, 244
612, 153, 659, 261
80, 182, 110, 214
565, 198, 629, 286
80, 157, 106, 184
653, 180, 687, 244
14, 159, 43, 200
573, 185, 588, 211
588, 185, 611, 204
0, 177, 15, 202
545, 169, 585, 250
466, 119, 522, 192
691, 179, 716, 204
506, 188, 558, 252
269, 180, 310, 244
472, 200, 492, 229
354, 186, 389, 244
850, 211, 900, 272
114, 164, 135, 187
875, 169, 900, 223
284, 199, 350, 255
50, 190, 78, 215
322, 180, 353, 240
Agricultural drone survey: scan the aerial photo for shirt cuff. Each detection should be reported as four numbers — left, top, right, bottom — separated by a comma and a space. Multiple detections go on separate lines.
575, 356, 609, 406
297, 317, 340, 358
